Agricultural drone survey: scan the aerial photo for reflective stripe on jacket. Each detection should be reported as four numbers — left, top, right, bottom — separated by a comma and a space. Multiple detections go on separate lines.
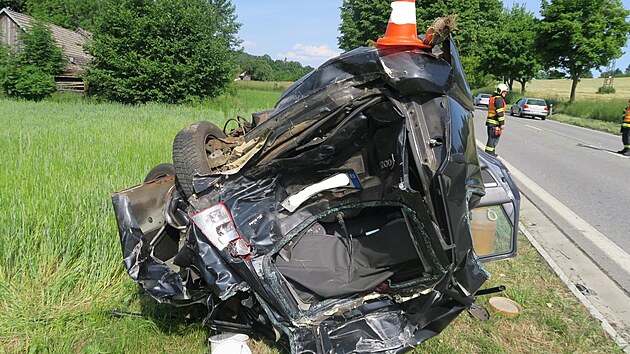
623, 105, 630, 128
486, 95, 506, 127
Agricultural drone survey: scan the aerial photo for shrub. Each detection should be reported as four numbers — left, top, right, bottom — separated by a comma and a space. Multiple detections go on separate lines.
84, 0, 240, 104
1, 65, 56, 101
0, 20, 65, 100
596, 86, 616, 94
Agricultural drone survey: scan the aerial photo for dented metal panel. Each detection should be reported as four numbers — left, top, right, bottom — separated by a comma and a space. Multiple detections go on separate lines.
111, 34, 520, 353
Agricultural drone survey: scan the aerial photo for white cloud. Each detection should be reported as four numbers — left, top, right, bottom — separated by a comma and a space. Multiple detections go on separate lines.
279, 44, 342, 66
241, 39, 257, 48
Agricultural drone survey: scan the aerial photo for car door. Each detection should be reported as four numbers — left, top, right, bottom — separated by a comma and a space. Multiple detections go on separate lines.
471, 149, 520, 262
512, 98, 524, 115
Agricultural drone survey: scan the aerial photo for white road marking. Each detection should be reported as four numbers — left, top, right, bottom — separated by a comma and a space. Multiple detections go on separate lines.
580, 143, 630, 158
525, 124, 542, 131
501, 157, 630, 272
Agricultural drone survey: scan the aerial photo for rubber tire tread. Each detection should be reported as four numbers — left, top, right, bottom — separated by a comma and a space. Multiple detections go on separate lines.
172, 121, 226, 198
144, 163, 176, 183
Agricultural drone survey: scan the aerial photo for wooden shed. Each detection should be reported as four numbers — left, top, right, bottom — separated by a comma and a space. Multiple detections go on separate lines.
0, 8, 92, 92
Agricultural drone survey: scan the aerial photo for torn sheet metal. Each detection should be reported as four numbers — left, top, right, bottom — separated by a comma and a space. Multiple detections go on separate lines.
112, 35, 520, 353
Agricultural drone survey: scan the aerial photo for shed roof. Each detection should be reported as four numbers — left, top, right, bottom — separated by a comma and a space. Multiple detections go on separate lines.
0, 8, 92, 73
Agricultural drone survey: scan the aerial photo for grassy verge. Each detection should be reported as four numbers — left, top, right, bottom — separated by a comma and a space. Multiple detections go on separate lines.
416, 233, 620, 354
547, 114, 621, 135
0, 91, 620, 353
233, 80, 294, 92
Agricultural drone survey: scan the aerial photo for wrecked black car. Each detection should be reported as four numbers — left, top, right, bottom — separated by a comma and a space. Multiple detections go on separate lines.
112, 33, 520, 353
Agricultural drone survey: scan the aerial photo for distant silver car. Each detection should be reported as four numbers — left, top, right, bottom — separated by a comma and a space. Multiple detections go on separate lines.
474, 93, 492, 106
510, 98, 549, 120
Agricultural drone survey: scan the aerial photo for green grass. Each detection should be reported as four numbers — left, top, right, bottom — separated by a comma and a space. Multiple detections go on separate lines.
0, 88, 621, 353
0, 90, 281, 353
415, 233, 621, 354
233, 80, 294, 92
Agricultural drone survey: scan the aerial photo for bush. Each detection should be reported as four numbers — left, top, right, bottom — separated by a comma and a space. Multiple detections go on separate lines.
85, 0, 240, 104
0, 20, 65, 100
597, 86, 616, 94
1, 65, 56, 101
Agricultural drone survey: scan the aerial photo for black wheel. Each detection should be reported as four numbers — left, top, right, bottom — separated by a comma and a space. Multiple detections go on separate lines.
144, 163, 176, 183
172, 121, 227, 197
542, 116, 546, 120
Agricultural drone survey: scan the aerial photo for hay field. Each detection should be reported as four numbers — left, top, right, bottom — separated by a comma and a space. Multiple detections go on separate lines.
521, 77, 630, 101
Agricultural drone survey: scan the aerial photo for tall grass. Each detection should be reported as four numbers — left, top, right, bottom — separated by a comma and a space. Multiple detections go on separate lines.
0, 86, 621, 353
0, 90, 280, 352
553, 98, 626, 123
233, 80, 294, 92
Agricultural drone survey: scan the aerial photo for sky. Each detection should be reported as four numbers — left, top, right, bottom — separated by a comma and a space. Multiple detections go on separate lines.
231, 0, 630, 76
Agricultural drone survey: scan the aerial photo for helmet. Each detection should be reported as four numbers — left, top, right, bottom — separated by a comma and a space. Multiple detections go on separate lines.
496, 83, 509, 94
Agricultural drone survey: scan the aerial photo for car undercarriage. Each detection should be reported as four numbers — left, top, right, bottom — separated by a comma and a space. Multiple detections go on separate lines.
112, 33, 520, 353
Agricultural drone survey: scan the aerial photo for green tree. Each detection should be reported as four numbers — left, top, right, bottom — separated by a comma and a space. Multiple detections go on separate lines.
337, 0, 504, 88
0, 0, 26, 11
269, 57, 313, 81
0, 20, 65, 100
338, 0, 502, 57
17, 19, 65, 75
482, 4, 541, 93
235, 52, 313, 82
338, 0, 390, 50
236, 52, 273, 81
536, 0, 630, 102
599, 68, 622, 78
84, 0, 240, 104
539, 69, 566, 79
25, 0, 100, 30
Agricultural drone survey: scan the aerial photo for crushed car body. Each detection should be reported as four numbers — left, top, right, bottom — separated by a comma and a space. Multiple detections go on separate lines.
112, 30, 520, 353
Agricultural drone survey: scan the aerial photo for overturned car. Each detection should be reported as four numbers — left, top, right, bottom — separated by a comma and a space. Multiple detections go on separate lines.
112, 32, 520, 352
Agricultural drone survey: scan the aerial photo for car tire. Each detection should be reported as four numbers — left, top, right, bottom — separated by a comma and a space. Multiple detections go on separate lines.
172, 121, 227, 197
144, 163, 176, 183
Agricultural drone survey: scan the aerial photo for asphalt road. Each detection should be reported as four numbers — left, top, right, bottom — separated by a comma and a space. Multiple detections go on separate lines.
472, 107, 630, 292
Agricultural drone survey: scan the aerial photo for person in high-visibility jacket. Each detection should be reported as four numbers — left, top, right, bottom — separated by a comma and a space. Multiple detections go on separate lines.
617, 99, 630, 156
485, 83, 509, 156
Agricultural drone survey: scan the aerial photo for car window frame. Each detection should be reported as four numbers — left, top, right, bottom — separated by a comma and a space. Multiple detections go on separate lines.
526, 99, 546, 106
472, 150, 520, 262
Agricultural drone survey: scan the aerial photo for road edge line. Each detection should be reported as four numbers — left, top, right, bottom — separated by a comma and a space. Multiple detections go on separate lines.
474, 138, 630, 271
501, 158, 630, 271
519, 222, 630, 353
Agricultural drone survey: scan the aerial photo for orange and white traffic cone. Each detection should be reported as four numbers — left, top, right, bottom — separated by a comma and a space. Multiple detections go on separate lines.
376, 0, 430, 48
